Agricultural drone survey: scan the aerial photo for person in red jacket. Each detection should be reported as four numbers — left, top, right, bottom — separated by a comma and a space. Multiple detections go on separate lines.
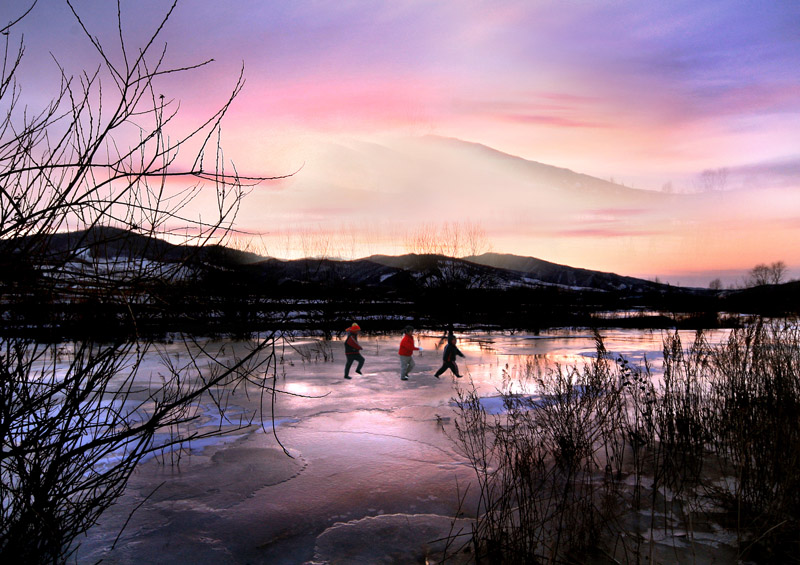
398, 325, 420, 380
343, 323, 364, 379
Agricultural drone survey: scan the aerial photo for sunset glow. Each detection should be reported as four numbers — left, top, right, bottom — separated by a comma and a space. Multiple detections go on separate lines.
9, 0, 800, 286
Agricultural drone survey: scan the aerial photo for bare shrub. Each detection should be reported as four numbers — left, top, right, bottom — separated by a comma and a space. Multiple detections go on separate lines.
747, 261, 788, 287
698, 167, 729, 192
452, 338, 625, 561
704, 320, 800, 560
655, 331, 712, 492
0, 2, 287, 561
451, 322, 800, 563
404, 221, 491, 258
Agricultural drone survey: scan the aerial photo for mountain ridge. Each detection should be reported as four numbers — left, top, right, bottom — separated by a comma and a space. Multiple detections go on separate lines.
464, 252, 673, 291
398, 134, 674, 201
6, 226, 698, 293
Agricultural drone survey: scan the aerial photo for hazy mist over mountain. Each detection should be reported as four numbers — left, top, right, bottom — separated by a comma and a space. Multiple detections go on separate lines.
233, 135, 799, 287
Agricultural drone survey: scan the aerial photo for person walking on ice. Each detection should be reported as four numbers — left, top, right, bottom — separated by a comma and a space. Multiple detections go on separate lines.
343, 323, 365, 379
398, 325, 420, 380
435, 334, 464, 378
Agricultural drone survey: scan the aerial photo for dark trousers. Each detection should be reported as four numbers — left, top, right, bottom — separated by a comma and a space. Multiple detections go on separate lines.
435, 360, 460, 377
345, 353, 365, 377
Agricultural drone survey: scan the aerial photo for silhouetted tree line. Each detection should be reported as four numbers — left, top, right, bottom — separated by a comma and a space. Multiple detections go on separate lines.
6, 235, 798, 341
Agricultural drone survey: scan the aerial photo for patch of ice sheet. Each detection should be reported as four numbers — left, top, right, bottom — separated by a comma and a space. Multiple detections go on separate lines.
641, 527, 739, 562
141, 405, 299, 463
145, 446, 307, 510
195, 403, 298, 432
469, 394, 549, 415
462, 387, 616, 415
482, 332, 601, 357
477, 394, 511, 415
308, 513, 473, 564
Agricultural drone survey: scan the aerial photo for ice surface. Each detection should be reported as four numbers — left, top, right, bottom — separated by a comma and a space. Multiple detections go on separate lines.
75, 329, 731, 563
310, 513, 474, 564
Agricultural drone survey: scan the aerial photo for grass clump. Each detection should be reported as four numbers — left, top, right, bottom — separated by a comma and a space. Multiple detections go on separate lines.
450, 320, 800, 563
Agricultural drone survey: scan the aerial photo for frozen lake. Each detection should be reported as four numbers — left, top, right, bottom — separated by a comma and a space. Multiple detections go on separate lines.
77, 328, 726, 564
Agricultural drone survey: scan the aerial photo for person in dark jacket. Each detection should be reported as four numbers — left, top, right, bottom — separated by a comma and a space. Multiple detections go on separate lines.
343, 323, 364, 379
435, 334, 464, 378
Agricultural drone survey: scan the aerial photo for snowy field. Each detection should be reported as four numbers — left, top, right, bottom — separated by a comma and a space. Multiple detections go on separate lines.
75, 328, 725, 564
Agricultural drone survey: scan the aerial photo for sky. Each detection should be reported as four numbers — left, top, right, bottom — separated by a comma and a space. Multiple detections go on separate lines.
5, 0, 800, 286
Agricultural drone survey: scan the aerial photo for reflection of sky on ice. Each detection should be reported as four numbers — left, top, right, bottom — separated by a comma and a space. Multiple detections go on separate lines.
29, 329, 733, 462
438, 328, 733, 413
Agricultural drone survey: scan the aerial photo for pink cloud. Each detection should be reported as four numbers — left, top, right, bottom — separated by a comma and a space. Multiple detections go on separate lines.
588, 208, 649, 217
453, 95, 609, 129
689, 83, 800, 119
244, 75, 445, 130
555, 228, 664, 238
500, 113, 607, 129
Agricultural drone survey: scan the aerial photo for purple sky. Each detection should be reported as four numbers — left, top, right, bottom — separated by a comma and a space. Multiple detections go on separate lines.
6, 0, 800, 284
